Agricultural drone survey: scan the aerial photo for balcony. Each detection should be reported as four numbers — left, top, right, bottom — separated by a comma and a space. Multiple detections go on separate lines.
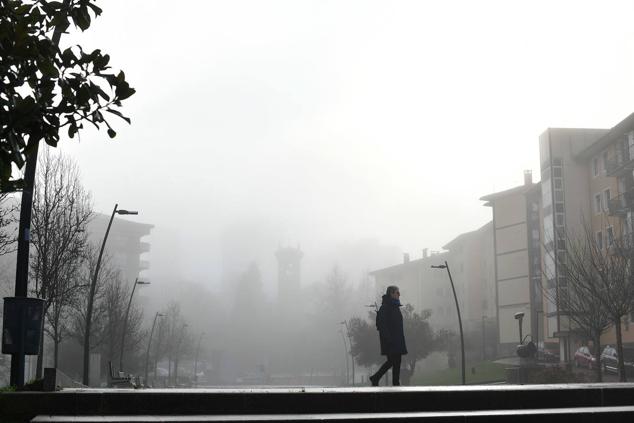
608, 191, 634, 217
606, 152, 634, 177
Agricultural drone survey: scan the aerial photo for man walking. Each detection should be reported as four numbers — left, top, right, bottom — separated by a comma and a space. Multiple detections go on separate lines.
370, 285, 407, 386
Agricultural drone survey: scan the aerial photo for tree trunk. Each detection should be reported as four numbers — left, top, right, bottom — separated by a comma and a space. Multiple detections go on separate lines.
593, 335, 602, 383
616, 318, 627, 382
36, 326, 44, 379
53, 331, 59, 369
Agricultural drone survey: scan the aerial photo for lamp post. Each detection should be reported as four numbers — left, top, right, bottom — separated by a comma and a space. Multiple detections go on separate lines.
338, 329, 349, 385
173, 323, 188, 386
432, 261, 466, 385
514, 312, 525, 344
119, 278, 150, 372
82, 204, 138, 386
144, 312, 165, 385
193, 332, 205, 387
482, 315, 487, 361
341, 320, 355, 386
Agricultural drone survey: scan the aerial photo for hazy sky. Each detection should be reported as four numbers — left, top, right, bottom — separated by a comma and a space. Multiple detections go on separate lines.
57, 0, 634, 287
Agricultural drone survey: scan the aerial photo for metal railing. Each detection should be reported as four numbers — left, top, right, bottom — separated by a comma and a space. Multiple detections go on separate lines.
608, 191, 634, 217
606, 151, 634, 177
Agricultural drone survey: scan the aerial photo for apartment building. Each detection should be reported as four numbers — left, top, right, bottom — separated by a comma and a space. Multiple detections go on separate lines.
441, 223, 496, 333
480, 172, 542, 356
370, 224, 496, 335
571, 113, 634, 348
369, 251, 457, 331
87, 214, 153, 284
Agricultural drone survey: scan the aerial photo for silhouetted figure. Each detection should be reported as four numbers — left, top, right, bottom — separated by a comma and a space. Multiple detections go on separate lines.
370, 286, 407, 386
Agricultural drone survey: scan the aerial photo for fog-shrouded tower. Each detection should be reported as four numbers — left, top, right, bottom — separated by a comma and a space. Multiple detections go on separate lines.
276, 246, 303, 305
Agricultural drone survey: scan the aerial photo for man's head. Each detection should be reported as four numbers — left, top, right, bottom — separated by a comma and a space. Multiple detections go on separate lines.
386, 285, 400, 300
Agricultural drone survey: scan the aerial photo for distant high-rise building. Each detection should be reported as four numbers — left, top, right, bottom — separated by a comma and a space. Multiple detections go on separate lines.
87, 214, 153, 284
275, 246, 303, 304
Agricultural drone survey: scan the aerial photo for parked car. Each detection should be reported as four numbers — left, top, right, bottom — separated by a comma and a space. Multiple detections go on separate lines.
574, 346, 596, 369
538, 347, 560, 363
600, 346, 634, 375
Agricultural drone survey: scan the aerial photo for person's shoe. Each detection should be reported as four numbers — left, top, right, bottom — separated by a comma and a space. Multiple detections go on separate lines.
369, 375, 379, 386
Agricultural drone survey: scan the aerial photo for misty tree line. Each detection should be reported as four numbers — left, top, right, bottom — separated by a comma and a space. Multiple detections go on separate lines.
215, 260, 458, 386
0, 151, 197, 385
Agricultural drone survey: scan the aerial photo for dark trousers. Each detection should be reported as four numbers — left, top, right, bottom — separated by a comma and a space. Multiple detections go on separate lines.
372, 353, 402, 385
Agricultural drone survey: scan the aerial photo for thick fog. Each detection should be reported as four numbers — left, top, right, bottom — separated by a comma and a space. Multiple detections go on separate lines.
58, 1, 634, 288
4, 0, 634, 386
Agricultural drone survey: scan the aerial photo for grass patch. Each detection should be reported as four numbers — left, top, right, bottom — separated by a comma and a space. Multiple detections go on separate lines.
412, 360, 506, 385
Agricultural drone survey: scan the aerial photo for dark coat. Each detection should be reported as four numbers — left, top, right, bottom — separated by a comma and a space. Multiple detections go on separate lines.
376, 294, 407, 356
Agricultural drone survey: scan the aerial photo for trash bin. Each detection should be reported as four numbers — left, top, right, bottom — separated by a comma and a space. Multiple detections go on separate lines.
2, 297, 45, 355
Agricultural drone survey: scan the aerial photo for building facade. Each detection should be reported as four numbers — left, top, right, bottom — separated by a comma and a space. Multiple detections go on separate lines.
87, 214, 153, 284
481, 172, 542, 356
370, 251, 457, 331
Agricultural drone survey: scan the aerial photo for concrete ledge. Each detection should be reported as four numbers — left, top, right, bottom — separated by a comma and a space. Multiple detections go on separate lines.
29, 406, 634, 423
2, 384, 634, 423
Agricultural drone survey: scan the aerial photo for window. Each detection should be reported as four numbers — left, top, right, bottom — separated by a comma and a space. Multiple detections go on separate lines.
556, 214, 564, 225
555, 191, 564, 202
604, 189, 611, 211
596, 231, 603, 250
593, 157, 599, 177
607, 226, 614, 247
554, 178, 563, 189
595, 193, 602, 214
603, 151, 609, 174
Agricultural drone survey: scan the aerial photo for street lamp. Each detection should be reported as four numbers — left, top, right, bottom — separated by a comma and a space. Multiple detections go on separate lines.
482, 315, 487, 361
120, 278, 151, 372
338, 329, 349, 385
432, 261, 466, 385
144, 312, 165, 385
193, 332, 205, 387
340, 320, 355, 386
514, 312, 525, 344
173, 323, 188, 386
82, 204, 138, 386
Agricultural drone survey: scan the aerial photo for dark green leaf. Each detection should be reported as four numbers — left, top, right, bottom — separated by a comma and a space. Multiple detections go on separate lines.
105, 108, 131, 124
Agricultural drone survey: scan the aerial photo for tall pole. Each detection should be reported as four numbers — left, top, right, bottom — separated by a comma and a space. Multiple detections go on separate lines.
339, 330, 349, 385
445, 261, 466, 385
342, 320, 355, 386
432, 261, 465, 385
174, 324, 187, 386
120, 278, 149, 372
9, 9, 69, 387
482, 315, 486, 361
193, 332, 204, 387
10, 141, 39, 388
83, 204, 118, 386
144, 312, 163, 385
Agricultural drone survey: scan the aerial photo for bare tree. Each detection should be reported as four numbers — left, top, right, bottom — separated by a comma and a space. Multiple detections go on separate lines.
163, 302, 185, 384
0, 193, 17, 256
30, 150, 92, 377
547, 222, 634, 382
99, 275, 145, 374
589, 229, 634, 382
70, 245, 119, 368
542, 228, 613, 382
